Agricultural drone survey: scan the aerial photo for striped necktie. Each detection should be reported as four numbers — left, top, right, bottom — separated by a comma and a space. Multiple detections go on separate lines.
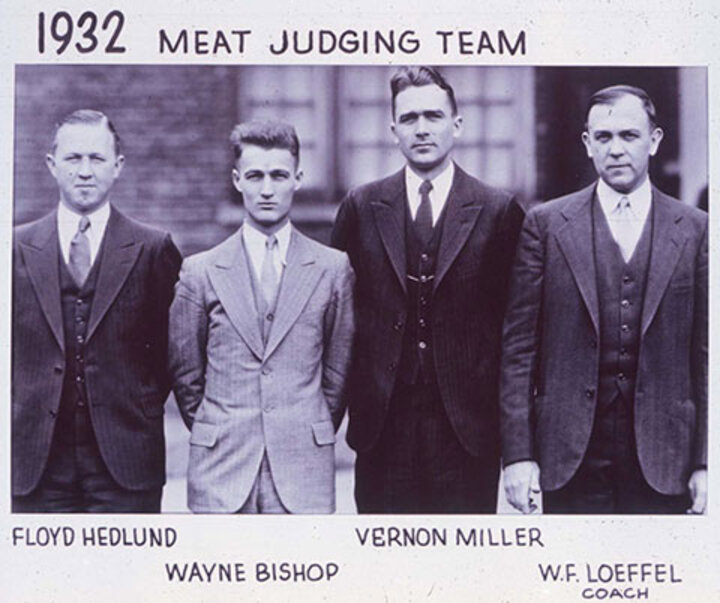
68, 215, 91, 286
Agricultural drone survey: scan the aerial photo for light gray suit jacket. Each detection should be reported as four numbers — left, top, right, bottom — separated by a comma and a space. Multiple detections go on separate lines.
169, 226, 355, 513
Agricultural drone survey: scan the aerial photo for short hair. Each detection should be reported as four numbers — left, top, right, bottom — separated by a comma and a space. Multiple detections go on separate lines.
585, 85, 659, 129
390, 66, 458, 116
50, 109, 121, 155
230, 119, 300, 164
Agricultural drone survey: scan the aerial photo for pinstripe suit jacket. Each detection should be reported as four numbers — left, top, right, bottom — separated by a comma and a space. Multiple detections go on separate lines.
331, 165, 525, 458
12, 207, 182, 495
168, 226, 355, 513
500, 184, 708, 494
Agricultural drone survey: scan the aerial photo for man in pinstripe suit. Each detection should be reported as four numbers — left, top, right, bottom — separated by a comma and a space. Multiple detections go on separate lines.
12, 110, 181, 512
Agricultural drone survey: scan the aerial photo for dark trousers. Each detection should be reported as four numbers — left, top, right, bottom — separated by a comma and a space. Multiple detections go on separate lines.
355, 382, 499, 514
13, 425, 161, 513
544, 393, 690, 514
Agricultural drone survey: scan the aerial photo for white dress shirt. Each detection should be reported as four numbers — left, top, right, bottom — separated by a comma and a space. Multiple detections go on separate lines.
57, 201, 111, 265
596, 176, 652, 262
405, 162, 455, 226
242, 220, 291, 280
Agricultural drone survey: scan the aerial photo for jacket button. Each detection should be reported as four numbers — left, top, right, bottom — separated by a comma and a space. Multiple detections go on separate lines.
585, 388, 595, 399
54, 366, 63, 374
618, 373, 626, 381
388, 362, 397, 371
261, 367, 272, 376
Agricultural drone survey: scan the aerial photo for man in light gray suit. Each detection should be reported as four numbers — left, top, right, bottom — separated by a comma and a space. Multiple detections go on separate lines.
169, 120, 355, 513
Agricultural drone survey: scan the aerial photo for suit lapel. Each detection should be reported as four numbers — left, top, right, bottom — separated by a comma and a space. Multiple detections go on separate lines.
554, 184, 600, 334
434, 167, 484, 292
18, 211, 64, 351
264, 230, 323, 360
370, 171, 407, 294
86, 208, 143, 343
641, 188, 686, 336
208, 229, 264, 360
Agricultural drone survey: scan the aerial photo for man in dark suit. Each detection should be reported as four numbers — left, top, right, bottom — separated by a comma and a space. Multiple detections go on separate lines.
501, 85, 707, 514
13, 109, 182, 513
332, 66, 525, 513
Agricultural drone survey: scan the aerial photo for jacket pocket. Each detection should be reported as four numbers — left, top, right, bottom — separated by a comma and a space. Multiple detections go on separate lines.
190, 422, 219, 448
312, 420, 336, 446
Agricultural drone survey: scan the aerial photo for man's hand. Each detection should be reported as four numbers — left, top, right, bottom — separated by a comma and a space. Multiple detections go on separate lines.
503, 460, 541, 514
687, 469, 707, 514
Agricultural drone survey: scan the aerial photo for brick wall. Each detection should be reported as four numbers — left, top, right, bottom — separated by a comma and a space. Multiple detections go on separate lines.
15, 65, 243, 255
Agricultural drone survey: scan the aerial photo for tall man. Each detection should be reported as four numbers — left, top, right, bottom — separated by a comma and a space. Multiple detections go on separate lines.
501, 85, 707, 514
169, 120, 354, 514
13, 110, 182, 512
332, 66, 525, 513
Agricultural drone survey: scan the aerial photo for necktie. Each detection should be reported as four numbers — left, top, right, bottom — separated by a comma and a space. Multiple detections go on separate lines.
68, 216, 91, 286
613, 196, 634, 262
415, 179, 434, 245
260, 234, 280, 307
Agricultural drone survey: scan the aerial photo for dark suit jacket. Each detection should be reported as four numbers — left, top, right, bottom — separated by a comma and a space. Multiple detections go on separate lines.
331, 165, 524, 456
12, 206, 182, 495
500, 183, 708, 495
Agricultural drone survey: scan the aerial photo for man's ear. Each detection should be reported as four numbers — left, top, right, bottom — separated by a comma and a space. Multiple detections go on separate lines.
581, 131, 593, 158
45, 153, 57, 178
294, 168, 304, 192
452, 114, 463, 139
113, 154, 125, 179
232, 168, 242, 192
649, 127, 664, 157
390, 121, 398, 144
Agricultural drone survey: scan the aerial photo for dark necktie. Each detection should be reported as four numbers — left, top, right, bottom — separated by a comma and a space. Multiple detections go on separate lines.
68, 215, 91, 286
414, 179, 434, 245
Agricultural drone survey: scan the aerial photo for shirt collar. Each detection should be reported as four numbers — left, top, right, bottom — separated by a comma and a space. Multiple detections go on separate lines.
596, 176, 652, 217
405, 161, 455, 204
242, 219, 292, 265
57, 200, 111, 235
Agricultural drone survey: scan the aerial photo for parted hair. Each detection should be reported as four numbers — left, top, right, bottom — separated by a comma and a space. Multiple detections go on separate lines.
230, 119, 300, 164
51, 109, 121, 155
390, 66, 458, 116
585, 84, 659, 129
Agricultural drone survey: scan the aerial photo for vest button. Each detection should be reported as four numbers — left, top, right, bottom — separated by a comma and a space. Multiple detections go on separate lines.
77, 400, 86, 408
388, 362, 397, 371
618, 373, 626, 381
420, 275, 428, 283
53, 366, 63, 374
261, 367, 272, 376
420, 253, 429, 262
418, 341, 427, 350
393, 321, 403, 331
266, 313, 274, 321
621, 299, 630, 308
621, 324, 629, 332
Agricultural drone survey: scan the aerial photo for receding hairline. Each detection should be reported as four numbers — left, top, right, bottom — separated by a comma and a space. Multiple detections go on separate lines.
50, 114, 122, 156
584, 85, 658, 130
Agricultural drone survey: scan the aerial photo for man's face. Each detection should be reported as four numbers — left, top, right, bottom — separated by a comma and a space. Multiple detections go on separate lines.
391, 84, 462, 175
46, 121, 124, 214
232, 145, 302, 234
582, 94, 663, 194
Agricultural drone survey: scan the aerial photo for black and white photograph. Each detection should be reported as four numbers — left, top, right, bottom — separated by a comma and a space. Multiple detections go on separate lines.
11, 64, 708, 515
1, 1, 720, 601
